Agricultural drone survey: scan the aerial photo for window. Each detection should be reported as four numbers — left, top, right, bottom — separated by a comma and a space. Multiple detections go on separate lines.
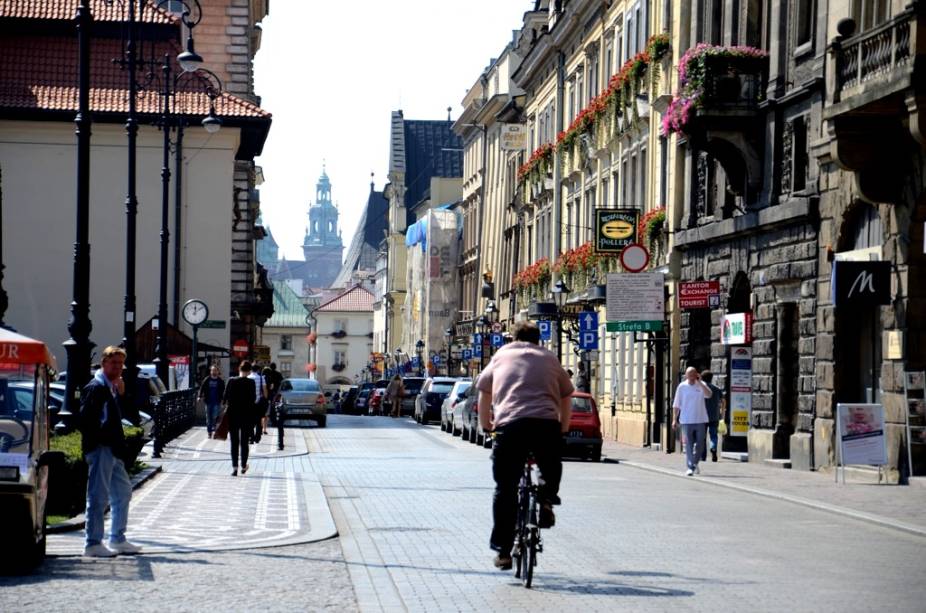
796, 0, 814, 48
280, 335, 292, 351
280, 362, 292, 375
588, 54, 599, 98
334, 319, 347, 333
792, 116, 808, 192
333, 349, 347, 365
853, 0, 890, 31
849, 205, 882, 250
659, 136, 668, 205
604, 39, 613, 82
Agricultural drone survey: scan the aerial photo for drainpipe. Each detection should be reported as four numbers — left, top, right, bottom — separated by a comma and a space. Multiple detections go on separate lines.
552, 50, 566, 360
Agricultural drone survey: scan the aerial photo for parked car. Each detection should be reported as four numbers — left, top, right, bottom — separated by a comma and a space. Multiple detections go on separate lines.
400, 377, 425, 416
563, 392, 603, 461
276, 378, 327, 427
440, 379, 471, 433
459, 376, 493, 447
354, 383, 375, 414
340, 386, 360, 415
414, 377, 457, 424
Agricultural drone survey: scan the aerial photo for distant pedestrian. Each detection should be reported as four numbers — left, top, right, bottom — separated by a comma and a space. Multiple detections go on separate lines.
223, 361, 257, 476
248, 365, 269, 443
386, 375, 404, 418
198, 365, 226, 438
672, 366, 712, 476
572, 362, 590, 393
332, 390, 342, 414
80, 345, 143, 557
700, 370, 725, 462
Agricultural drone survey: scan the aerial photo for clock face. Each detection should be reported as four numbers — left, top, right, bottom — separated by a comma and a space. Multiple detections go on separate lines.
182, 300, 209, 325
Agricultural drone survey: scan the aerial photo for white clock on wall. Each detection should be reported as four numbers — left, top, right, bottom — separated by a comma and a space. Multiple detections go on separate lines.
182, 299, 209, 326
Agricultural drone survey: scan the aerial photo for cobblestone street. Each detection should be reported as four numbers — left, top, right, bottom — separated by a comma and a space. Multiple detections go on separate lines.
2, 416, 926, 612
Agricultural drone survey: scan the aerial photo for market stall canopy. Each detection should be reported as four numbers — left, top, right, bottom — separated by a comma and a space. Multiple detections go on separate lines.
0, 328, 57, 370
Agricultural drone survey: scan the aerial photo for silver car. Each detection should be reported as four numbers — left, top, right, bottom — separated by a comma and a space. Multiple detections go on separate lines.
440, 379, 472, 433
276, 378, 327, 428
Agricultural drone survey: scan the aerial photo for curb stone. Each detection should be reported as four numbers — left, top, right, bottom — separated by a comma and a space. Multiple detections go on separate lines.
45, 465, 162, 534
617, 458, 926, 538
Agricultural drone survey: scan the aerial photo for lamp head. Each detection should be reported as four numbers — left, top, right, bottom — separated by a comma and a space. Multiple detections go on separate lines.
202, 107, 222, 133
177, 35, 203, 73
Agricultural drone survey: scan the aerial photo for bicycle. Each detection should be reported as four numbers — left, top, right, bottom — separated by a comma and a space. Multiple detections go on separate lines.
512, 451, 543, 588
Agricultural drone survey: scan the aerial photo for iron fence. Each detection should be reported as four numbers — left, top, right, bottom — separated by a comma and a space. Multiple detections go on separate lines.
152, 388, 197, 457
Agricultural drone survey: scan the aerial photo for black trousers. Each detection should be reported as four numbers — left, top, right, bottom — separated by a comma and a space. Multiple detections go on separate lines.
490, 418, 563, 553
229, 421, 250, 468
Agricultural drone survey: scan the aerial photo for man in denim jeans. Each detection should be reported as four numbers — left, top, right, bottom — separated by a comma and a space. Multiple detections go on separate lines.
198, 365, 225, 438
79, 345, 143, 557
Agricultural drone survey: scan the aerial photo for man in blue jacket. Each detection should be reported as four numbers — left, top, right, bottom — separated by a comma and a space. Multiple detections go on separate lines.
80, 345, 142, 557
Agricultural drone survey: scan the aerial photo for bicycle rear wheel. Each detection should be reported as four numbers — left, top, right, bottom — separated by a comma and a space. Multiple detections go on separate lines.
522, 527, 536, 588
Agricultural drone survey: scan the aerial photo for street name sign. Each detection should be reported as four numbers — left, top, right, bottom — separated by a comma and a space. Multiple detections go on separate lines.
605, 320, 664, 332
199, 319, 226, 329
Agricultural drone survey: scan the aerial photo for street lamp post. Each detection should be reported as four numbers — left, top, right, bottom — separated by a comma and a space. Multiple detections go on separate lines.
415, 339, 425, 376
444, 327, 453, 376
476, 316, 489, 370
551, 279, 570, 363
63, 0, 95, 414
154, 54, 222, 384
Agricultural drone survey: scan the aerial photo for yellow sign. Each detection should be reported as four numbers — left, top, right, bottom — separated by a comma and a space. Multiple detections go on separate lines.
731, 410, 750, 435
601, 219, 635, 240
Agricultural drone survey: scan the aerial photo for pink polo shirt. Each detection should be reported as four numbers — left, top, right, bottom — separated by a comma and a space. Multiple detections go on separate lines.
476, 341, 574, 428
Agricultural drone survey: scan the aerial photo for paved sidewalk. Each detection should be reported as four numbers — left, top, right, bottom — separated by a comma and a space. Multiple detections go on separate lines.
47, 426, 337, 555
601, 440, 926, 535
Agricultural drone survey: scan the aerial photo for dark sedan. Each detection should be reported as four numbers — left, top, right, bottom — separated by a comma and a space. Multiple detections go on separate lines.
414, 377, 457, 424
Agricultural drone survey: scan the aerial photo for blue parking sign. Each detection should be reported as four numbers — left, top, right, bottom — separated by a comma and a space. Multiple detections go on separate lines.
537, 320, 552, 341
462, 348, 472, 360
411, 356, 420, 368
473, 334, 483, 358
432, 354, 441, 365
491, 332, 504, 348
579, 330, 599, 350
579, 311, 598, 332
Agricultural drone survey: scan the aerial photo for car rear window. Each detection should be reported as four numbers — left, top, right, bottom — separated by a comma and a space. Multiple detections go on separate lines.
283, 379, 320, 392
571, 397, 595, 413
430, 383, 454, 394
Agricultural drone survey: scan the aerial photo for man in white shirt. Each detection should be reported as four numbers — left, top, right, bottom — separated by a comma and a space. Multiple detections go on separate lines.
672, 366, 712, 476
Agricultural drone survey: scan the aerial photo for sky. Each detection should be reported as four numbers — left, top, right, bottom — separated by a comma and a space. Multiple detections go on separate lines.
253, 2, 533, 261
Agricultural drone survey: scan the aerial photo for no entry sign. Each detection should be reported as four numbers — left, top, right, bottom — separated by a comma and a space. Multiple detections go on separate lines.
232, 339, 249, 358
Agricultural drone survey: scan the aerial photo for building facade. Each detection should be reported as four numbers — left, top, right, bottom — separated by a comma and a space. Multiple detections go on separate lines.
310, 285, 374, 386
259, 281, 310, 380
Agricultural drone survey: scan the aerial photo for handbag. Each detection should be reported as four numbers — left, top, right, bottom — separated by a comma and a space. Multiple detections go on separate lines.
718, 420, 728, 436
213, 410, 230, 441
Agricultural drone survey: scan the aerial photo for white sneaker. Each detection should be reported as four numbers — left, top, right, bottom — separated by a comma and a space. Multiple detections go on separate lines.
83, 543, 117, 558
108, 540, 143, 555
685, 468, 694, 476
695, 466, 701, 474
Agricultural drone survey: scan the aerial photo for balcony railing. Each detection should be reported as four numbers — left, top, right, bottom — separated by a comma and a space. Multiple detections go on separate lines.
834, 9, 914, 100
699, 55, 766, 112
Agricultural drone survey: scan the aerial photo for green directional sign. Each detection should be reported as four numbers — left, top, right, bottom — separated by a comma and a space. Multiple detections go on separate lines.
199, 319, 226, 329
606, 320, 664, 332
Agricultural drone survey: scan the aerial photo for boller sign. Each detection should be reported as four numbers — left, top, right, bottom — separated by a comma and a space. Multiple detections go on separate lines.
499, 124, 527, 151
595, 208, 639, 254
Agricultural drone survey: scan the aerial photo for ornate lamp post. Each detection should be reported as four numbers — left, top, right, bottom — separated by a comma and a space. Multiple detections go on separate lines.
415, 339, 425, 376
444, 327, 453, 376
476, 315, 489, 370
63, 0, 95, 413
551, 279, 570, 363
154, 58, 222, 384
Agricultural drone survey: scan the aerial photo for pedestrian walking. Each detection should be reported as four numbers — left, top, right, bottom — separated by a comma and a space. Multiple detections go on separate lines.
385, 374, 404, 418
223, 361, 257, 476
700, 370, 725, 462
198, 365, 225, 438
248, 365, 269, 443
79, 345, 143, 557
572, 361, 590, 393
672, 366, 713, 476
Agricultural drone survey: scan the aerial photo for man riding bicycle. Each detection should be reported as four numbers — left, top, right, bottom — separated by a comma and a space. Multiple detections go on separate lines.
477, 320, 573, 570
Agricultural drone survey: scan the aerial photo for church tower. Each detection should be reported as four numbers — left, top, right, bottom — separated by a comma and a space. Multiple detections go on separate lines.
302, 166, 344, 287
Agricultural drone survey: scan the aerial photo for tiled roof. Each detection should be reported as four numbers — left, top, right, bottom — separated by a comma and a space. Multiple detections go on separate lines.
264, 281, 309, 329
315, 285, 374, 313
0, 0, 175, 23
402, 119, 462, 225
0, 36, 270, 119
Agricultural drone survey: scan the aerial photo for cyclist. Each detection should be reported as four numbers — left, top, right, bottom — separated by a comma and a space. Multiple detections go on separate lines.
477, 320, 573, 570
